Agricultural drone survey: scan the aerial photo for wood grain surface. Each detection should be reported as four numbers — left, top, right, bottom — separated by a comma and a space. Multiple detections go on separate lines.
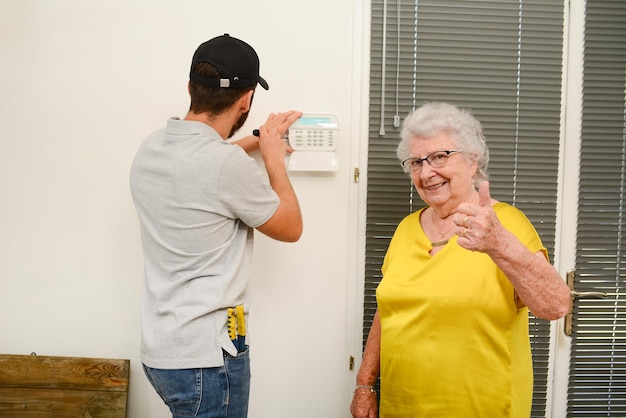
0, 354, 129, 417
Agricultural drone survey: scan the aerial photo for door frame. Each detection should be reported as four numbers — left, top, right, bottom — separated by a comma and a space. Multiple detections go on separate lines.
550, 0, 585, 416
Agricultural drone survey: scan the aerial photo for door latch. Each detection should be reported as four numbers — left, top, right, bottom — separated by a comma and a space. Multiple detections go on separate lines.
564, 269, 608, 336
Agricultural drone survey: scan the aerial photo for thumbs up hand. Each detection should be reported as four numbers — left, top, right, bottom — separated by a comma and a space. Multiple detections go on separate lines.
455, 181, 503, 253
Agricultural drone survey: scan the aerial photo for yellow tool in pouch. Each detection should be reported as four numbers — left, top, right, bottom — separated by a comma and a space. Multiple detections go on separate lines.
227, 305, 246, 352
236, 305, 246, 351
227, 308, 237, 341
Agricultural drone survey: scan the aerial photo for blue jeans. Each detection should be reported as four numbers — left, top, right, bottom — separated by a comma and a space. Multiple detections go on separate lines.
143, 348, 251, 418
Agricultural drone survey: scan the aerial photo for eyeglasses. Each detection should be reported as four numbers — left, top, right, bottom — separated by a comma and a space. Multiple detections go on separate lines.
401, 150, 463, 172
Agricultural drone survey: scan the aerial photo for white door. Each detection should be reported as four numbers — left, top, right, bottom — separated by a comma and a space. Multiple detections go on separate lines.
551, 1, 626, 416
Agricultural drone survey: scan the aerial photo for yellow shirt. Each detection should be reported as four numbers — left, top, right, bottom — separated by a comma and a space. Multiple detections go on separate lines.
377, 202, 546, 417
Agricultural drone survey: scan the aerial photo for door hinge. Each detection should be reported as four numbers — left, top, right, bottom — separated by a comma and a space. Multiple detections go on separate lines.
353, 167, 360, 183
349, 355, 355, 370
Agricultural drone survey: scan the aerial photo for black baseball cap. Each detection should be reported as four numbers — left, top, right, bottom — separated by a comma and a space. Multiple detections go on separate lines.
189, 33, 269, 90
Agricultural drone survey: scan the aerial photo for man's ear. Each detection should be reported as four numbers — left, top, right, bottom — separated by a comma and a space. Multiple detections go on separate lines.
240, 90, 254, 112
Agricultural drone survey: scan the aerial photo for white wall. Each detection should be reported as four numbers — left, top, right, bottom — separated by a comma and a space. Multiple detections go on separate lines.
0, 1, 369, 417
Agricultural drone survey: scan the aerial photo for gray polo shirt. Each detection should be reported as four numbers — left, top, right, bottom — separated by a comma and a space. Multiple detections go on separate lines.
130, 118, 279, 369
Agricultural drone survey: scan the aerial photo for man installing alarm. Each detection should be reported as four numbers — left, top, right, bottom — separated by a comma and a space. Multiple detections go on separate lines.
130, 33, 303, 418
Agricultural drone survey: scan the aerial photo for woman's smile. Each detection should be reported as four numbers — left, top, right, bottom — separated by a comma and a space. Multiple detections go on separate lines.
425, 181, 447, 191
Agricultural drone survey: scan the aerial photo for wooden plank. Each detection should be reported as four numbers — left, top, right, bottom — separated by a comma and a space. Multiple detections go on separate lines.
0, 355, 129, 392
0, 387, 127, 417
0, 354, 129, 417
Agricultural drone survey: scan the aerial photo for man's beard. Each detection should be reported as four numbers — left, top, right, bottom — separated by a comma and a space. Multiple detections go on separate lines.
228, 111, 249, 139
228, 92, 254, 139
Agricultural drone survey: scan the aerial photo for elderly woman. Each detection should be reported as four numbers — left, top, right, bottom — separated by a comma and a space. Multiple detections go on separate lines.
350, 102, 571, 418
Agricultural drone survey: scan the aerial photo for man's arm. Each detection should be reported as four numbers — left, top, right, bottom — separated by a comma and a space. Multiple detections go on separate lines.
255, 111, 303, 242
231, 134, 260, 154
